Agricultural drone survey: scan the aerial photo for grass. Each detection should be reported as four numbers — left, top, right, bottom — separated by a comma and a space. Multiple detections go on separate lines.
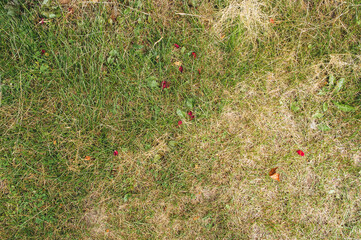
0, 0, 360, 239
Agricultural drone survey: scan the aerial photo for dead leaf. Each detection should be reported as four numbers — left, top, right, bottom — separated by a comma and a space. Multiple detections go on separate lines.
269, 167, 280, 181
270, 173, 280, 181
269, 167, 278, 176
173, 61, 182, 66
59, 0, 70, 4
85, 156, 91, 161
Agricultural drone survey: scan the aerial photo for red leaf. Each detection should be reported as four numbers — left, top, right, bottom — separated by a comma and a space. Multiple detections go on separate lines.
187, 111, 193, 116
270, 18, 275, 24
161, 81, 170, 89
41, 50, 45, 55
113, 150, 119, 156
174, 44, 180, 48
179, 66, 183, 73
178, 120, 182, 126
297, 150, 305, 156
198, 69, 201, 74
191, 52, 196, 59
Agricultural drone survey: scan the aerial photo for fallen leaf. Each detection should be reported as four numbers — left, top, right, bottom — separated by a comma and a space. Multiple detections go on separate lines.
161, 81, 170, 90
193, 216, 200, 220
53, 140, 56, 145
297, 150, 305, 156
270, 18, 275, 24
113, 150, 118, 156
178, 120, 182, 126
173, 61, 182, 66
85, 156, 91, 161
191, 52, 196, 59
269, 167, 280, 181
270, 173, 280, 181
174, 43, 180, 48
198, 69, 201, 74
179, 66, 183, 73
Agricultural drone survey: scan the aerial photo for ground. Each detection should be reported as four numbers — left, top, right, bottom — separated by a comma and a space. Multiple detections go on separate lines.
0, 0, 360, 239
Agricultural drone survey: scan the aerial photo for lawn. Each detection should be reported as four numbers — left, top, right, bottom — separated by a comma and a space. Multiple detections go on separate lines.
1, 0, 360, 239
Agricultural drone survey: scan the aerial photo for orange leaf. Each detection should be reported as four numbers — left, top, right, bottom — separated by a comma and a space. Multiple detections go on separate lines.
270, 173, 280, 181
269, 167, 280, 181
85, 156, 91, 161
269, 167, 278, 176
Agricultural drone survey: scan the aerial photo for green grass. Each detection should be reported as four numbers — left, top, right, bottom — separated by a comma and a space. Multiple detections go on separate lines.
1, 0, 360, 239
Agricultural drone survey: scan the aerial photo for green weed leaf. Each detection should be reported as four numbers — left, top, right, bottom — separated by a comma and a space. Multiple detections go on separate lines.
109, 49, 119, 57
291, 102, 300, 112
176, 109, 186, 118
312, 112, 323, 119
317, 124, 331, 131
334, 102, 355, 112
323, 102, 328, 112
334, 78, 345, 92
328, 74, 335, 87
147, 76, 158, 88
186, 98, 195, 109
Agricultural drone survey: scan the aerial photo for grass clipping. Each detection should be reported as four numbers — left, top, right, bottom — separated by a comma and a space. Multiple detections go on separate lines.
214, 0, 270, 42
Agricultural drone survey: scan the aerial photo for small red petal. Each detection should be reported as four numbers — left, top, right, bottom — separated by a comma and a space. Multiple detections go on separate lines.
187, 111, 193, 116
40, 18, 45, 24
191, 52, 196, 59
41, 50, 45, 55
190, 115, 195, 120
113, 150, 119, 156
161, 81, 170, 89
179, 66, 183, 73
198, 69, 201, 74
297, 150, 305, 156
178, 120, 182, 126
174, 44, 180, 48
270, 18, 275, 24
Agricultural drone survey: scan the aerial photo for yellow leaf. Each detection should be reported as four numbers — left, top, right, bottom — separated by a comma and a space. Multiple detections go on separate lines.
173, 61, 182, 66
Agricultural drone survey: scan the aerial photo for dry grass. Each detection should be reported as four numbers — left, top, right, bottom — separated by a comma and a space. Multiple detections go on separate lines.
213, 0, 270, 39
